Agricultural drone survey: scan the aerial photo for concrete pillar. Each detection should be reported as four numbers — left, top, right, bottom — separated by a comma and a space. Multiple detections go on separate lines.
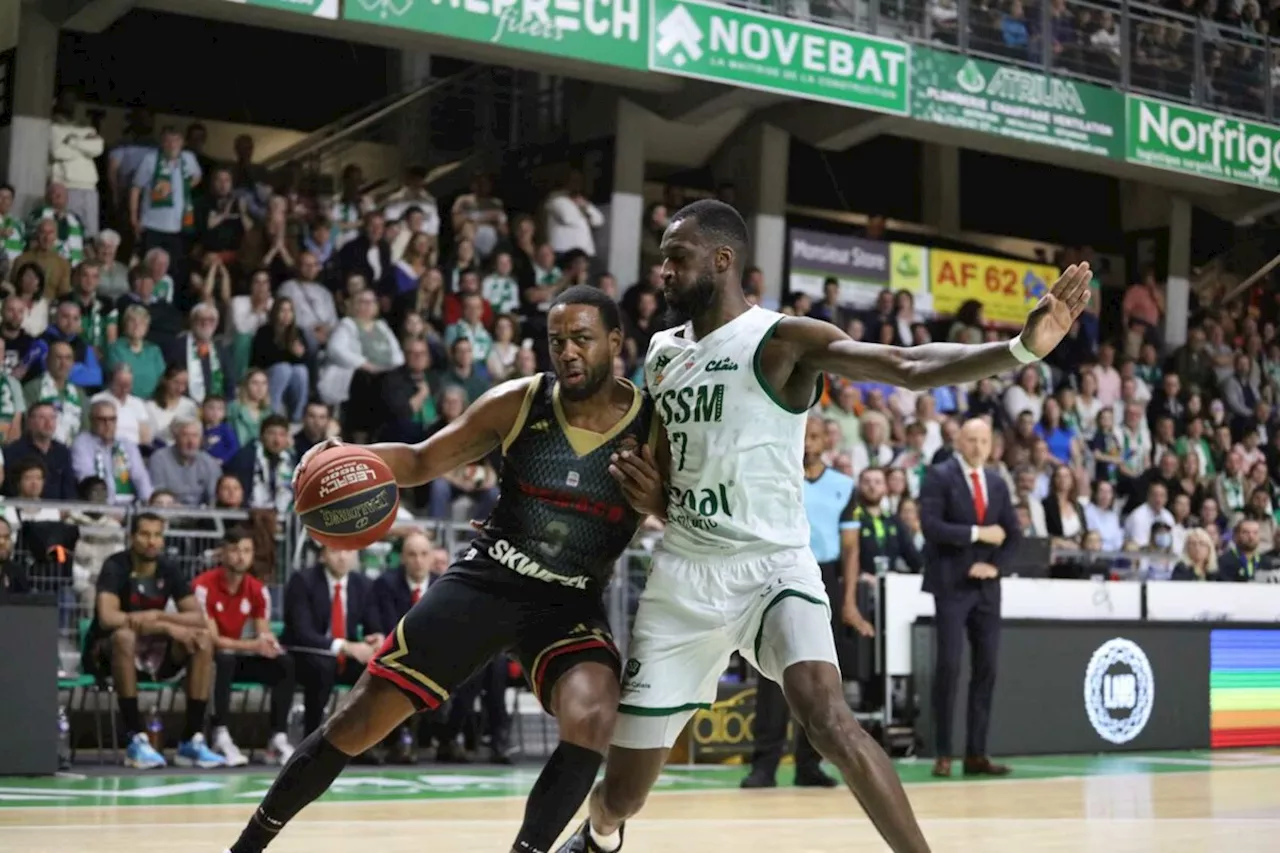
749, 124, 788, 310
605, 99, 645, 287
921, 143, 960, 238
710, 122, 788, 308
1164, 196, 1192, 348
391, 48, 431, 174
0, 1, 57, 214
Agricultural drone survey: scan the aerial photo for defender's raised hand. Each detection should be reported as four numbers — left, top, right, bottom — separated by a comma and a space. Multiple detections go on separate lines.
1020, 263, 1094, 359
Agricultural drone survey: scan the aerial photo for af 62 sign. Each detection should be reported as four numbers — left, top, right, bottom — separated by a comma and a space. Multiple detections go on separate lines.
928, 249, 1059, 327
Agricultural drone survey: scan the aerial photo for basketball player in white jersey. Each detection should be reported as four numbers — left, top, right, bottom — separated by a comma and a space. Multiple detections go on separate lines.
558, 199, 1092, 853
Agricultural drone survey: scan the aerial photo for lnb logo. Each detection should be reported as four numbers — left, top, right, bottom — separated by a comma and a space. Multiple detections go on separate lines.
655, 5, 704, 66
1083, 638, 1155, 745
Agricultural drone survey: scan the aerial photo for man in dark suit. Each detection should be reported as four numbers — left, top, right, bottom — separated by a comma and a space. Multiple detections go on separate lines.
282, 545, 383, 736
919, 417, 1019, 778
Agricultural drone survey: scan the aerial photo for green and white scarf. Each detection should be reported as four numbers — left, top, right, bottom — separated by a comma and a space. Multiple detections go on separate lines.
1221, 476, 1246, 513
252, 442, 295, 515
482, 273, 520, 315
147, 153, 196, 232
29, 373, 82, 445
0, 214, 25, 262
28, 207, 84, 263
93, 439, 136, 501
154, 274, 174, 304
185, 335, 224, 404
78, 298, 108, 351
0, 374, 23, 425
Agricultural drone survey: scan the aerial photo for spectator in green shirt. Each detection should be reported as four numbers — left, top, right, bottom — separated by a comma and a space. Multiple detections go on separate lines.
104, 304, 165, 399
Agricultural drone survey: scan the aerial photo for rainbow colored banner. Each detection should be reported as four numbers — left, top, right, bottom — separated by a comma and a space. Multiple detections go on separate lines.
1210, 630, 1280, 748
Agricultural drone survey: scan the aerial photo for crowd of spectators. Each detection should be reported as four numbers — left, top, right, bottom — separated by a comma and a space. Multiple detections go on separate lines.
799, 253, 1280, 582
926, 0, 1279, 117
0, 99, 673, 768
6, 89, 1280, 772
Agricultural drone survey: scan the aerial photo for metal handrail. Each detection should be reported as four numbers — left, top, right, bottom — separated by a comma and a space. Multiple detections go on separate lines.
260, 65, 491, 171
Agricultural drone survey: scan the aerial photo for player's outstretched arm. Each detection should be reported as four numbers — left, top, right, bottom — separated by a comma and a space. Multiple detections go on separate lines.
367, 378, 536, 486
785, 263, 1093, 390
296, 378, 536, 489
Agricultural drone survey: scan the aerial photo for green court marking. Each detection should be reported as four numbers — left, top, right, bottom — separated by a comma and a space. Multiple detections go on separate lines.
1, 751, 1278, 807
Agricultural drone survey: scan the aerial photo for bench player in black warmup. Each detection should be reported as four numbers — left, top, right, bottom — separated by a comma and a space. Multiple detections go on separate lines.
225, 285, 655, 853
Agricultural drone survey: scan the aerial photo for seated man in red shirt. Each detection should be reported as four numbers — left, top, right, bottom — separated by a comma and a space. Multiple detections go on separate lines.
194, 527, 298, 767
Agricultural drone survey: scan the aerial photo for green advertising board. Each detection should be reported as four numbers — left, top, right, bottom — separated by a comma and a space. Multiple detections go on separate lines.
345, 0, 648, 70
1126, 95, 1280, 191
224, 0, 338, 16
646, 0, 909, 115
912, 48, 1123, 158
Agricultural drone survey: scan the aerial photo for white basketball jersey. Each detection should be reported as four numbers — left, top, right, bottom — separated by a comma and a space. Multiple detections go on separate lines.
644, 306, 817, 558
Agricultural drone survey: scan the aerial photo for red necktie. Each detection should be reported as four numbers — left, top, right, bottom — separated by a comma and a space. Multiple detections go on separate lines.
332, 583, 346, 666
970, 470, 987, 524
410, 587, 421, 606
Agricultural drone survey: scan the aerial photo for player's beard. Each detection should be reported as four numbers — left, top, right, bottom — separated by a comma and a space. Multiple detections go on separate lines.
558, 359, 612, 402
662, 267, 718, 327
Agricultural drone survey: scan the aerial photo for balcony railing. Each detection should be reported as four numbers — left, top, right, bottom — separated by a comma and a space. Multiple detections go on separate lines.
735, 0, 1280, 123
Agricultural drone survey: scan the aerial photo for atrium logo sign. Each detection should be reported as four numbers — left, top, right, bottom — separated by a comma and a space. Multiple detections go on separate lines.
910, 47, 1123, 158
955, 59, 985, 94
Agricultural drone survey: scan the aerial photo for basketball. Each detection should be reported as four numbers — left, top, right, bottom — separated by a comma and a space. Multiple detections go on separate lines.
294, 445, 399, 550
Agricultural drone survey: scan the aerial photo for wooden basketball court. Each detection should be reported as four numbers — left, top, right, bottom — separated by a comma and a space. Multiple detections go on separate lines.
2, 754, 1279, 852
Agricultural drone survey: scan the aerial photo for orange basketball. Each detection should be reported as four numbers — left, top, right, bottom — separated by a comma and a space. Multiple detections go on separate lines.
294, 445, 399, 550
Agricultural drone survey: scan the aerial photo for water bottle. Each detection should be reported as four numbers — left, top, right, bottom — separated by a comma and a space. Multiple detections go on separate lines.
146, 706, 165, 751
57, 705, 71, 770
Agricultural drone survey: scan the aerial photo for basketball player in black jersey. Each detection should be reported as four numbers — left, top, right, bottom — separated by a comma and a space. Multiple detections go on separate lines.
224, 285, 657, 853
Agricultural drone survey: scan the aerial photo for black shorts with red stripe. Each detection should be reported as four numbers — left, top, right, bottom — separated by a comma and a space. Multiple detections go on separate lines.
368, 553, 618, 714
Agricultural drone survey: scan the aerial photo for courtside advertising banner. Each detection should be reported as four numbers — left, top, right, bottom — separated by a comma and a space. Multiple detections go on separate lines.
912, 620, 1280, 755
913, 620, 1210, 755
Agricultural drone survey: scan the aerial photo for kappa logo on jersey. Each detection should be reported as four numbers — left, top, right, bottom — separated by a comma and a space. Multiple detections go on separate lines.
706, 357, 739, 372
529, 420, 550, 431
652, 353, 675, 377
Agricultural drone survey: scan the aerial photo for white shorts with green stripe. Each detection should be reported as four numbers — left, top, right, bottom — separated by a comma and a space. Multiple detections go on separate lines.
613, 544, 837, 750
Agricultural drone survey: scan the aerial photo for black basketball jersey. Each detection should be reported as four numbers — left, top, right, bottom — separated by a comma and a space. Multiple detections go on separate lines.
476, 373, 655, 589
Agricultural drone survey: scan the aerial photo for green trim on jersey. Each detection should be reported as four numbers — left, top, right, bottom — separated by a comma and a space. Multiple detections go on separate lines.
753, 589, 828, 661
618, 701, 713, 717
752, 318, 824, 415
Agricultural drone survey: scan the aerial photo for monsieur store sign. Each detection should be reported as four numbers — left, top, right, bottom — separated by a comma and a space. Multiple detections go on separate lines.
648, 0, 909, 114
1126, 95, 1280, 191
